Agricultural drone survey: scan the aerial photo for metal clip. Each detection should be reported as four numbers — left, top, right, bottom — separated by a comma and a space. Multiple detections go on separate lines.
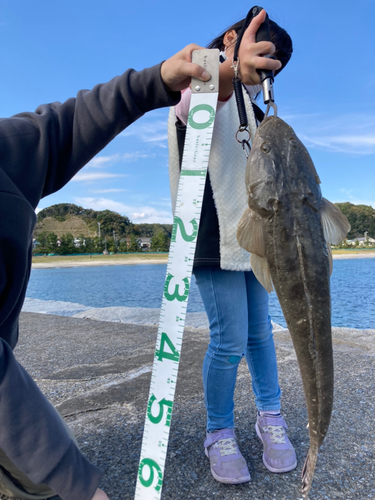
236, 129, 251, 158
264, 101, 278, 118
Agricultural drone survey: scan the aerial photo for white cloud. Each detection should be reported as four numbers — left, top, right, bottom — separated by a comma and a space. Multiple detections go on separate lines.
74, 197, 173, 224
85, 152, 151, 168
90, 188, 128, 193
71, 172, 127, 182
286, 112, 375, 156
121, 119, 169, 148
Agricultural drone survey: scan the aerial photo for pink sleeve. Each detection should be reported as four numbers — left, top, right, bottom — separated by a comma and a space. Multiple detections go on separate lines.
175, 88, 191, 125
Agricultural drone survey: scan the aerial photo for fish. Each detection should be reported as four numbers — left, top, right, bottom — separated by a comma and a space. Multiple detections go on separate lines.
237, 116, 350, 497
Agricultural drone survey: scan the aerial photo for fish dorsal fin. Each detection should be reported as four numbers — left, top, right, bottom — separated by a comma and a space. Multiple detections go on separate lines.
237, 207, 266, 257
320, 198, 351, 245
251, 254, 274, 293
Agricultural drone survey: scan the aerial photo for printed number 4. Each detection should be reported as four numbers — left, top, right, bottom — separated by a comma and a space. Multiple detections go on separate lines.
155, 332, 180, 362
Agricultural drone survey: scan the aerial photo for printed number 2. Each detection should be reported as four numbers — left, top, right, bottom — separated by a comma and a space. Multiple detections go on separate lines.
155, 332, 180, 362
147, 394, 173, 426
171, 216, 198, 243
138, 458, 163, 491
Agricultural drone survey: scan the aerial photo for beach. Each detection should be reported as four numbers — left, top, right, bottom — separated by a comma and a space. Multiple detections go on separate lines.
31, 250, 375, 268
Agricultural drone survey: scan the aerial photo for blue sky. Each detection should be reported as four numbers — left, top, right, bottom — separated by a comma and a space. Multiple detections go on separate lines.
1, 0, 374, 224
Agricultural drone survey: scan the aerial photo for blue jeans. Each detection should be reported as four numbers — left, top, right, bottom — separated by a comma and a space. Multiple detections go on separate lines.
194, 267, 281, 432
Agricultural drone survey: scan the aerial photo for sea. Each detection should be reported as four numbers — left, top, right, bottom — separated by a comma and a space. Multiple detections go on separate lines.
26, 259, 375, 329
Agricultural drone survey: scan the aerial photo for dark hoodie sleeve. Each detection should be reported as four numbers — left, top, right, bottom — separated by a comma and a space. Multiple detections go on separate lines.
0, 63, 180, 209
0, 63, 180, 500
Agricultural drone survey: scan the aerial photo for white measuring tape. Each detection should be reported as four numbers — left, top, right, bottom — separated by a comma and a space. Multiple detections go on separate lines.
134, 49, 219, 499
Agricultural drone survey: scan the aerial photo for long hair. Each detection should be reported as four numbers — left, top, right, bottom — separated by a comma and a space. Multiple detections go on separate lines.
207, 18, 293, 75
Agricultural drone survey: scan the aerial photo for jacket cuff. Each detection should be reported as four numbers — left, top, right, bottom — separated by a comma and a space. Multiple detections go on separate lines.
43, 441, 103, 500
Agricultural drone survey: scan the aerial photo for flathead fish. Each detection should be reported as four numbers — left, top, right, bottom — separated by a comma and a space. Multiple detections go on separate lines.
237, 116, 350, 497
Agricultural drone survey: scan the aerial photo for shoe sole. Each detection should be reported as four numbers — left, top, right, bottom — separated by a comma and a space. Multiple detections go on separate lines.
204, 448, 251, 484
255, 422, 297, 474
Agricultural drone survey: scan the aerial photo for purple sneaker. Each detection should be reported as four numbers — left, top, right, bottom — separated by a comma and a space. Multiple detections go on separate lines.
255, 413, 297, 473
204, 428, 251, 484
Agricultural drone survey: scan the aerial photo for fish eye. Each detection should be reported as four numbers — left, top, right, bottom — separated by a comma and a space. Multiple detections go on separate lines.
261, 142, 271, 154
289, 137, 298, 147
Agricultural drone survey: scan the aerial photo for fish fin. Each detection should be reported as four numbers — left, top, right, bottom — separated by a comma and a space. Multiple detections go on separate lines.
237, 208, 266, 257
251, 254, 274, 293
301, 448, 318, 498
320, 198, 351, 245
326, 242, 333, 276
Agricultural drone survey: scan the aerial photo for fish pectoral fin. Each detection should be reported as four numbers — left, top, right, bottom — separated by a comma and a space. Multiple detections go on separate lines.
237, 208, 266, 257
320, 198, 351, 245
251, 254, 274, 293
326, 242, 333, 276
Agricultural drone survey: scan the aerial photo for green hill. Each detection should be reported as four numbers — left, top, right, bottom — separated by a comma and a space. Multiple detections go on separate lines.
334, 203, 375, 240
34, 203, 172, 239
34, 202, 374, 243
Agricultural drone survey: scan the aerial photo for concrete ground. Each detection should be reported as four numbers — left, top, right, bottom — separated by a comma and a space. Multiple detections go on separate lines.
6, 313, 375, 500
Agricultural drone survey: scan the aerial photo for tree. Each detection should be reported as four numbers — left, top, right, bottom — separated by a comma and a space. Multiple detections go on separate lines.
128, 234, 141, 252
150, 231, 170, 252
45, 233, 58, 254
59, 233, 75, 255
118, 239, 128, 252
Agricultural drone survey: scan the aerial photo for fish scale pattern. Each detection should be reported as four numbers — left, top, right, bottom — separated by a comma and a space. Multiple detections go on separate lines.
168, 88, 258, 271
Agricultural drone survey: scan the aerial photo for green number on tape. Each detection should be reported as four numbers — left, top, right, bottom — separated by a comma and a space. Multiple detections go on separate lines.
155, 332, 180, 362
147, 394, 173, 426
164, 274, 189, 302
138, 458, 163, 491
171, 216, 198, 243
188, 104, 215, 130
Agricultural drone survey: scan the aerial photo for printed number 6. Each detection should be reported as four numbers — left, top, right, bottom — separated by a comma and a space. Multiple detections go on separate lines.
138, 458, 163, 491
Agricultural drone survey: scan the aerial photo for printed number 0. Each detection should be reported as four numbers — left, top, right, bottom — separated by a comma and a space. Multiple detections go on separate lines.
138, 458, 163, 491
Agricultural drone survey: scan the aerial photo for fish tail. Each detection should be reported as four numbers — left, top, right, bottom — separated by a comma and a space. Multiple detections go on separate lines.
301, 447, 318, 498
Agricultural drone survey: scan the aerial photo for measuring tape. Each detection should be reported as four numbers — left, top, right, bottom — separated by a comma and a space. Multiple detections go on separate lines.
134, 49, 219, 499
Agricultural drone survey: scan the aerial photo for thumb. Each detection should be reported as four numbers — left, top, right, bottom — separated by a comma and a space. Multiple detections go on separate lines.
243, 8, 267, 43
185, 62, 211, 82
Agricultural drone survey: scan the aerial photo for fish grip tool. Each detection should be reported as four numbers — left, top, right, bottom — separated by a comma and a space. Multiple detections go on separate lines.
134, 49, 219, 500
233, 6, 277, 156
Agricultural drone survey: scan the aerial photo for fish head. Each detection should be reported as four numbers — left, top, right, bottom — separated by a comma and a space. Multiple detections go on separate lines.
246, 116, 322, 218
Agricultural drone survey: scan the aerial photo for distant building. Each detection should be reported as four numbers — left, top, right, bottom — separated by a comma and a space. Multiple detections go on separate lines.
347, 232, 375, 246
139, 237, 152, 249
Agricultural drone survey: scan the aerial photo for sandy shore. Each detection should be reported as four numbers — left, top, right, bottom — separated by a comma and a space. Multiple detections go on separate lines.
31, 251, 375, 268
32, 257, 168, 269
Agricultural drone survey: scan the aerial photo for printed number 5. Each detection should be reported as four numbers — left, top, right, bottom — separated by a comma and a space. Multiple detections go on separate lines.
147, 394, 173, 426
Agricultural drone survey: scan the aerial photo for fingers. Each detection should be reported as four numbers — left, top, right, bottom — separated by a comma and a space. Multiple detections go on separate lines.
244, 8, 267, 43
161, 44, 211, 92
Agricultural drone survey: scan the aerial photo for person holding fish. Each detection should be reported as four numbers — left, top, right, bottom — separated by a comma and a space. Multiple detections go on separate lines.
168, 9, 296, 484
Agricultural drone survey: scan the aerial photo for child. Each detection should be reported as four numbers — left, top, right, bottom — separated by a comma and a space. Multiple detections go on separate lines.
168, 10, 296, 484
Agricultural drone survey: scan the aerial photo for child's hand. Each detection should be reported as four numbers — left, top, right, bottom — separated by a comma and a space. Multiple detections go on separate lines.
237, 9, 282, 86
161, 44, 211, 92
